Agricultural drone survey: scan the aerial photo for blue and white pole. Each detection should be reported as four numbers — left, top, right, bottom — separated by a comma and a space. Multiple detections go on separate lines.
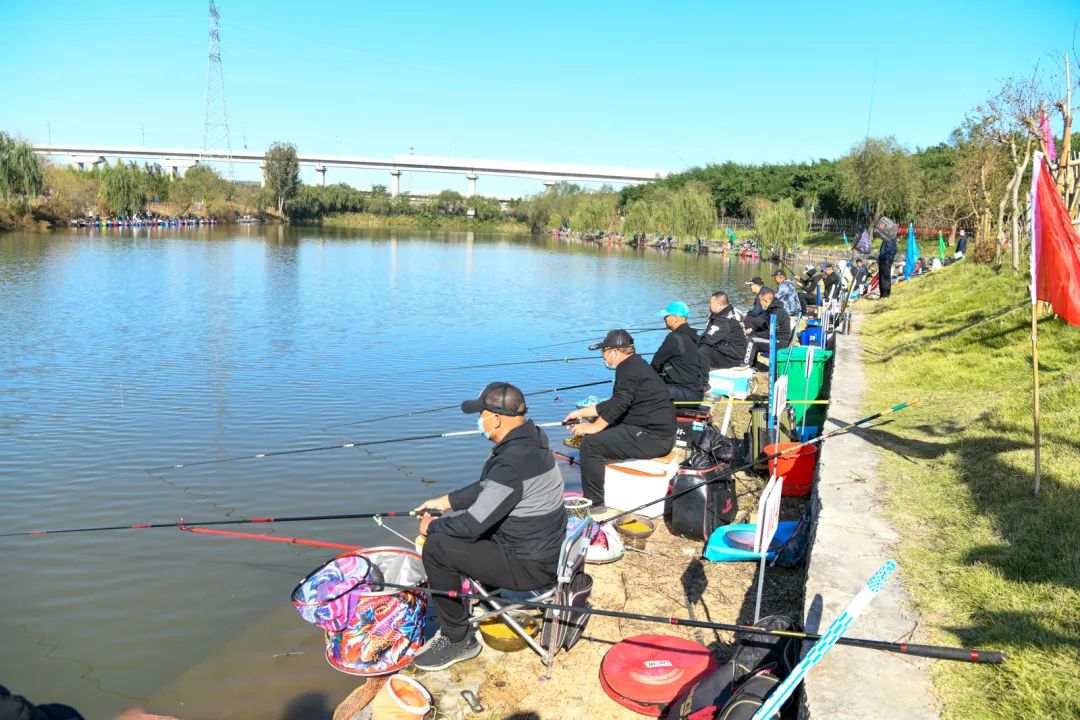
751, 560, 898, 720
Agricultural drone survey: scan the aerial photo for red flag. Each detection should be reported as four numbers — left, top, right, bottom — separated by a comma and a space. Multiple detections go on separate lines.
1030, 154, 1080, 326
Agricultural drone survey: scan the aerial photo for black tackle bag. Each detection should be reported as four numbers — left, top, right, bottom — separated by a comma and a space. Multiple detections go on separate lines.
667, 426, 742, 542
664, 615, 801, 720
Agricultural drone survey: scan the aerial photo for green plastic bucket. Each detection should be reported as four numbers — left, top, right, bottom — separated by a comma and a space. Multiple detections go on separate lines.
775, 347, 833, 423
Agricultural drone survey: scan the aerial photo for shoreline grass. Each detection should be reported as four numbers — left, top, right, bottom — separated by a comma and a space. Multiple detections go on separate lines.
858, 262, 1080, 719
316, 211, 530, 233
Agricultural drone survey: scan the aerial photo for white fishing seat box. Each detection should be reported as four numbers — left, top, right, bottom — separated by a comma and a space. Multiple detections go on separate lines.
708, 366, 754, 400
604, 450, 679, 518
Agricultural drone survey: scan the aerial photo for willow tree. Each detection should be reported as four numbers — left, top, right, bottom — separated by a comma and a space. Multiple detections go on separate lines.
0, 132, 45, 202
623, 199, 654, 235
674, 182, 716, 240
99, 161, 147, 216
837, 136, 920, 224
754, 198, 806, 261
570, 193, 618, 231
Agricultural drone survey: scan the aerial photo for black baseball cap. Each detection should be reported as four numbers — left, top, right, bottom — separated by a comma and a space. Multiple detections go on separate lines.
461, 382, 528, 416
588, 329, 634, 352
746, 276, 765, 286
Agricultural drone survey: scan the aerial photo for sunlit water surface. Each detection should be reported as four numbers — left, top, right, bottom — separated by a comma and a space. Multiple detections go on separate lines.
0, 226, 767, 719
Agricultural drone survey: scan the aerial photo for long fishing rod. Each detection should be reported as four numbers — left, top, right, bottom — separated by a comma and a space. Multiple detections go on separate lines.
146, 420, 576, 473
164, 509, 1004, 665
427, 351, 657, 373
602, 400, 918, 528
363, 579, 1003, 665
672, 399, 829, 405
423, 357, 596, 372
326, 380, 613, 430
0, 510, 443, 539
528, 327, 668, 352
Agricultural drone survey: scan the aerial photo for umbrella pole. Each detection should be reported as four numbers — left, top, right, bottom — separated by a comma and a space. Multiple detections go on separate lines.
1031, 299, 1041, 496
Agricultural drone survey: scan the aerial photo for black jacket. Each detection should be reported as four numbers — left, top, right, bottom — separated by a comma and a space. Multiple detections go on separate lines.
429, 420, 565, 562
744, 298, 792, 347
878, 237, 898, 262
650, 324, 708, 393
698, 305, 749, 369
597, 353, 677, 440
821, 272, 841, 301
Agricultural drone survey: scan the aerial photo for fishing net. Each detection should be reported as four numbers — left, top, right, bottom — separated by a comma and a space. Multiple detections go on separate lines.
564, 495, 592, 519
292, 554, 384, 632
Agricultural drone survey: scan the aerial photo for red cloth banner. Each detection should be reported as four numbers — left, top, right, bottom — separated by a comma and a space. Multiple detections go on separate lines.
1031, 156, 1080, 326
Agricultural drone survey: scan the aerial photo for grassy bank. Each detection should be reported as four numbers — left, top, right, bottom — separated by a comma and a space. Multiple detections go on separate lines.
318, 211, 530, 233
858, 262, 1080, 719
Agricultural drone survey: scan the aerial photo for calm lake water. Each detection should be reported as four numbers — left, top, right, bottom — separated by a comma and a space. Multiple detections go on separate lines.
0, 226, 767, 719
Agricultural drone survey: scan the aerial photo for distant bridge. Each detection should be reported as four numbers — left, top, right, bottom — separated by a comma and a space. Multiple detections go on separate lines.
31, 144, 670, 197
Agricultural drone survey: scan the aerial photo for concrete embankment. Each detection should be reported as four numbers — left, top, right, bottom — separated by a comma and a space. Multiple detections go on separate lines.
800, 314, 939, 719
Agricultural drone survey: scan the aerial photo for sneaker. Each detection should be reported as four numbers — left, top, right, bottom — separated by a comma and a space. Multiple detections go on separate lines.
412, 632, 482, 671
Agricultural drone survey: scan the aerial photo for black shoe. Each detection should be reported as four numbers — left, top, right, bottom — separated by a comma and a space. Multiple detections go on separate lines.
588, 504, 609, 517
412, 632, 482, 671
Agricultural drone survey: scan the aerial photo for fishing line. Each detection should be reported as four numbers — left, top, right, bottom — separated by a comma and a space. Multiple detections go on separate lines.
324, 380, 613, 430
144, 420, 578, 473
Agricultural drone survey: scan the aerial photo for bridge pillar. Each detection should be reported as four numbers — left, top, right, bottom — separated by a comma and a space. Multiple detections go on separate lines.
315, 164, 327, 186
169, 166, 180, 178
466, 174, 477, 198
260, 165, 266, 188
390, 170, 402, 197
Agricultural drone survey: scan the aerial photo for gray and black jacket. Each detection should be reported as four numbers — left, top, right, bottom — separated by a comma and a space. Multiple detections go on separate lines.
428, 420, 565, 563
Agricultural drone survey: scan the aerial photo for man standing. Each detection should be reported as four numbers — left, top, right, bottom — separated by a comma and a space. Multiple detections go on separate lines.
650, 301, 708, 402
564, 330, 676, 513
955, 228, 968, 258
698, 291, 750, 370
874, 216, 899, 299
412, 382, 565, 671
772, 270, 802, 315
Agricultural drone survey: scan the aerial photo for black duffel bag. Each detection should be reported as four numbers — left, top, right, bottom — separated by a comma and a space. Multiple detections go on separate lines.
666, 427, 743, 541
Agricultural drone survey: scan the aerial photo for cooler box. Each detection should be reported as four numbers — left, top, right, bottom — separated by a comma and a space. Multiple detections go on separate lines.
708, 367, 754, 400
604, 451, 679, 518
674, 408, 711, 449
774, 347, 833, 423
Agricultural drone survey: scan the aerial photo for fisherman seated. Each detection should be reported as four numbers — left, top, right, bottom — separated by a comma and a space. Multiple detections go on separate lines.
563, 330, 677, 515
698, 291, 750, 371
412, 382, 566, 671
741, 288, 793, 370
650, 301, 708, 403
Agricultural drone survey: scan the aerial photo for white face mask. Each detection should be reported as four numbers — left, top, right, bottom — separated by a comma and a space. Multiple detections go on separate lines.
477, 414, 491, 439
603, 349, 616, 370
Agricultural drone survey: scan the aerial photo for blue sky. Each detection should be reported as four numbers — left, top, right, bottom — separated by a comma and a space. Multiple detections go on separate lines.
2, 0, 1077, 195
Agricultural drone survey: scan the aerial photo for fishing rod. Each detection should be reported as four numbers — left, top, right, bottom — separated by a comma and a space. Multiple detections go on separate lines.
146, 420, 577, 473
362, 579, 1003, 665
326, 380, 613, 430
181, 526, 363, 551
0, 510, 444, 539
528, 327, 668, 352
602, 400, 918, 528
424, 356, 597, 372
671, 399, 830, 406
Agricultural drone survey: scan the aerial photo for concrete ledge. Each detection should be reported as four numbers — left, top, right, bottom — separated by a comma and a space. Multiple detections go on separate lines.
801, 315, 939, 719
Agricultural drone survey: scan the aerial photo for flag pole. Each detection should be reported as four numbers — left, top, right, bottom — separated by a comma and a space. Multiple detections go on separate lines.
1031, 296, 1041, 496
1029, 150, 1044, 496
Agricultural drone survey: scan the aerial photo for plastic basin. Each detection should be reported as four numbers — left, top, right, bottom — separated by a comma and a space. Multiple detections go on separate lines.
763, 442, 817, 496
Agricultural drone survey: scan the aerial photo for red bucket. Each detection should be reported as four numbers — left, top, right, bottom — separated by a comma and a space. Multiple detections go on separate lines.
763, 442, 817, 497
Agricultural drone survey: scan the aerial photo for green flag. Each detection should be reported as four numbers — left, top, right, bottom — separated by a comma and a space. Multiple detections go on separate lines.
938, 231, 946, 263
843, 232, 850, 248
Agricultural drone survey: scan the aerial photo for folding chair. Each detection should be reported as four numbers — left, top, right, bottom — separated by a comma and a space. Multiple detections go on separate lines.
465, 516, 594, 679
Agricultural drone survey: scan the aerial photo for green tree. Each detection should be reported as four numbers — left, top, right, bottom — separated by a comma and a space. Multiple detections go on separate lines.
170, 165, 231, 215
264, 142, 301, 213
99, 161, 147, 216
753, 197, 806, 261
674, 182, 716, 239
622, 199, 654, 235
836, 136, 920, 223
470, 196, 503, 221
41, 165, 100, 219
570, 193, 618, 231
435, 190, 465, 215
0, 132, 45, 201
367, 184, 391, 215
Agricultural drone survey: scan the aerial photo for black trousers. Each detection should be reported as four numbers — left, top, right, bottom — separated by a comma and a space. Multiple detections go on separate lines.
667, 384, 706, 402
422, 533, 555, 642
579, 424, 675, 506
878, 261, 893, 298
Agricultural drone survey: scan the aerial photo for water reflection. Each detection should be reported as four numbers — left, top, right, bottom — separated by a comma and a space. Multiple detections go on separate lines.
0, 226, 769, 719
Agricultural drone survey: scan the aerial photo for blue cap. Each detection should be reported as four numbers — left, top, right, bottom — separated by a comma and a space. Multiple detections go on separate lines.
656, 301, 690, 319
